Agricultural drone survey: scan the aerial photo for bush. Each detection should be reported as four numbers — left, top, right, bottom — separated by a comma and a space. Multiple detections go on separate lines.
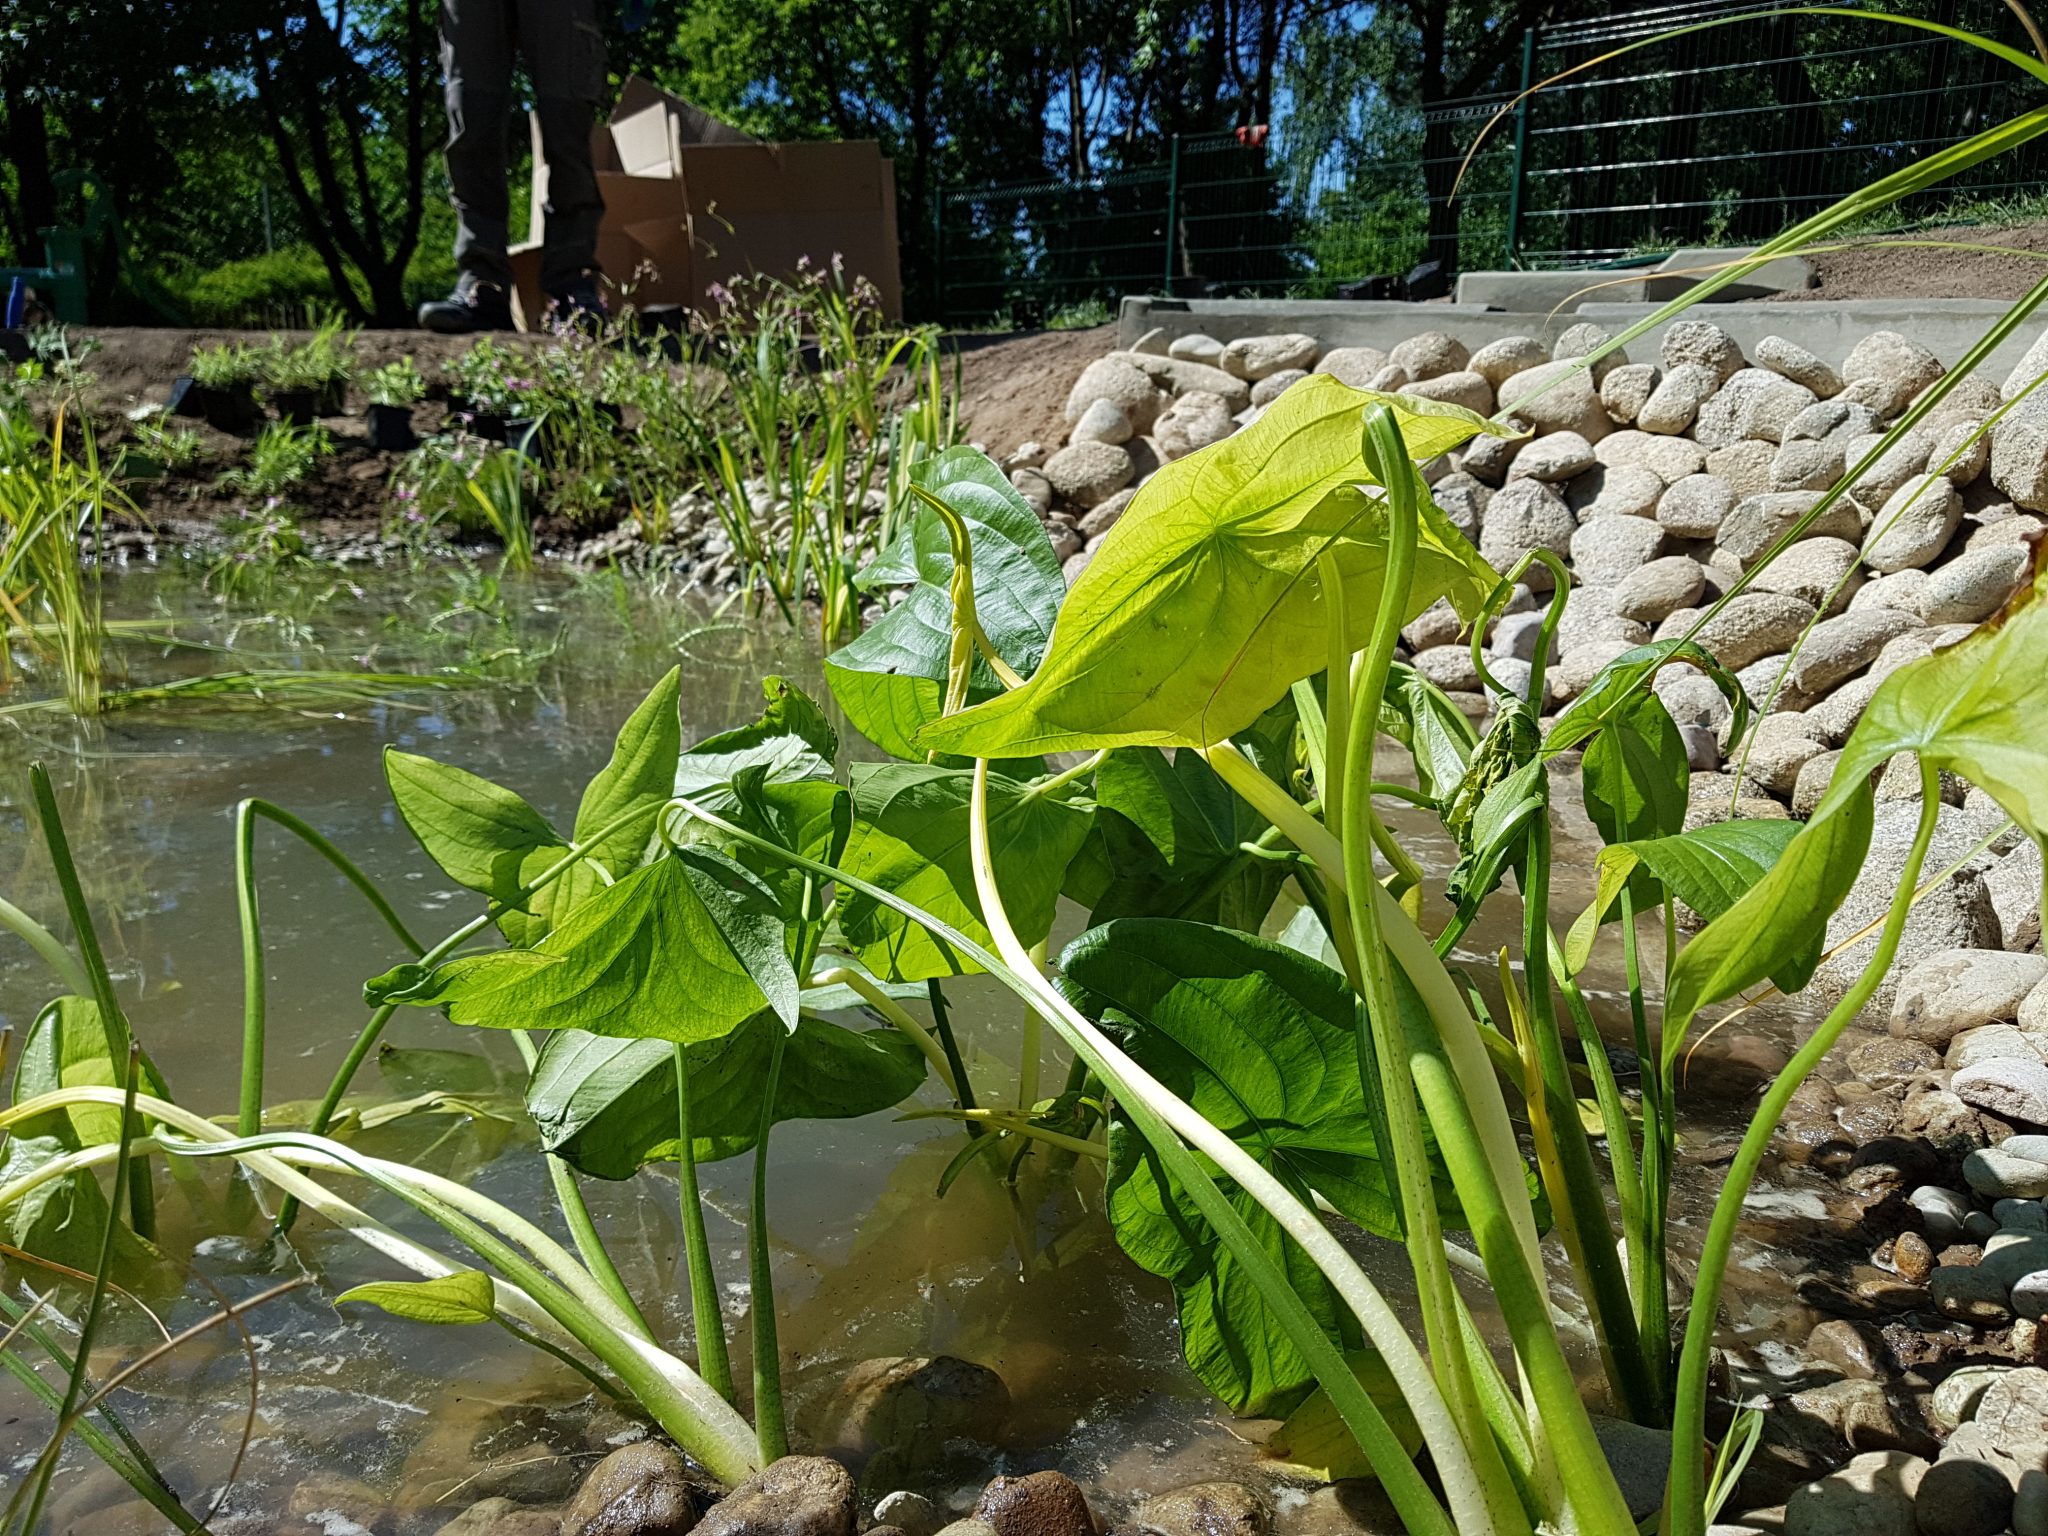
182, 246, 350, 329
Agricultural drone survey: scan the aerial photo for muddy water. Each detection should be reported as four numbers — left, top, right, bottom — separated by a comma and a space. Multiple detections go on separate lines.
0, 563, 1808, 1532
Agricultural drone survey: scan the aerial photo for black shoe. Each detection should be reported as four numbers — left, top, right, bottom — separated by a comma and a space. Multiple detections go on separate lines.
544, 271, 608, 332
418, 276, 515, 335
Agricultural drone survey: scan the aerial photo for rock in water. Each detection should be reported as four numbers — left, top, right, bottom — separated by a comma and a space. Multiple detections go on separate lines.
1132, 1482, 1267, 1536
694, 1458, 855, 1536
563, 1442, 699, 1536
973, 1471, 1096, 1536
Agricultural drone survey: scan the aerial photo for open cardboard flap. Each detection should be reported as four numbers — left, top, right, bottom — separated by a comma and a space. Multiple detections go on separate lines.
510, 75, 901, 328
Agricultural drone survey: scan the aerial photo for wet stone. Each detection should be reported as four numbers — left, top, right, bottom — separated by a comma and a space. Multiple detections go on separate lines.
1931, 1264, 2014, 1325
820, 1356, 1010, 1459
564, 1442, 701, 1536
1132, 1482, 1267, 1536
289, 1473, 393, 1533
1910, 1186, 1974, 1246
872, 1493, 942, 1536
1271, 1481, 1400, 1536
974, 1472, 1096, 1536
1807, 1319, 1885, 1378
434, 1500, 530, 1536
696, 1460, 856, 1536
468, 1440, 583, 1505
1893, 1231, 1937, 1285
1848, 1036, 1941, 1090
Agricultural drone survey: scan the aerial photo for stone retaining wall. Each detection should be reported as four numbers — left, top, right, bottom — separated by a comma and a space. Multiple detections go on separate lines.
1018, 312, 2044, 1016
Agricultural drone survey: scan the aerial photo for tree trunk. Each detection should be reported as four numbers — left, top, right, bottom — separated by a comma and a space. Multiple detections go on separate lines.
1, 62, 57, 260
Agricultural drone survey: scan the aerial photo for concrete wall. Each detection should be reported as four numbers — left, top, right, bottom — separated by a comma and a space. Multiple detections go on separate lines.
1118, 295, 2039, 377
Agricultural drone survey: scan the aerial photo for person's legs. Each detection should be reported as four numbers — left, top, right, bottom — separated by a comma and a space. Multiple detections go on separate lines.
515, 0, 607, 298
440, 0, 515, 292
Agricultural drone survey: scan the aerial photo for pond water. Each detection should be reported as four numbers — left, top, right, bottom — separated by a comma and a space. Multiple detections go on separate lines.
0, 562, 1814, 1534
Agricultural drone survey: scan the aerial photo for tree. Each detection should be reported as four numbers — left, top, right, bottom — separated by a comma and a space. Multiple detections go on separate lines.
206, 0, 437, 326
1284, 0, 1603, 275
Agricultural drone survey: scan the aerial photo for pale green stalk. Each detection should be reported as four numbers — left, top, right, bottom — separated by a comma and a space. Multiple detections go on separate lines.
1325, 437, 1519, 1525
748, 1028, 789, 1462
510, 1029, 653, 1338
673, 1040, 737, 1403
0, 894, 92, 998
12, 1048, 140, 1536
805, 967, 957, 1095
0, 1087, 763, 1486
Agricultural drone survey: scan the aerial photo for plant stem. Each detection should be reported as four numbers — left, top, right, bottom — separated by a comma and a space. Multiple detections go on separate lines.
748, 1028, 789, 1463
510, 1030, 652, 1338
672, 789, 1466, 1536
1017, 938, 1046, 1109
1326, 443, 1501, 1486
927, 978, 981, 1130
280, 800, 663, 1231
673, 1042, 736, 1403
807, 966, 957, 1095
1521, 813, 1660, 1426
27, 763, 154, 1239
13, 1048, 140, 1536
1663, 769, 1940, 1536
0, 895, 92, 999
235, 801, 265, 1138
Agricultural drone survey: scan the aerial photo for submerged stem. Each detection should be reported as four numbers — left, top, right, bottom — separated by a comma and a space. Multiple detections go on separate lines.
673, 1042, 736, 1403
748, 1029, 789, 1462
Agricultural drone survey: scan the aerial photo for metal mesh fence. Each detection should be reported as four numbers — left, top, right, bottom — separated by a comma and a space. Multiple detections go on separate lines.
933, 108, 1517, 325
1513, 0, 2048, 266
932, 0, 2048, 323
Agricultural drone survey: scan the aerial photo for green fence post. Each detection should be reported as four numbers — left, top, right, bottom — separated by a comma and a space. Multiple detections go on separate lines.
1505, 26, 1537, 268
1162, 134, 1182, 294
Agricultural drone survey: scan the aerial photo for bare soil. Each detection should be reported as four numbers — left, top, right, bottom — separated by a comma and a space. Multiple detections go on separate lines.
1781, 220, 2048, 301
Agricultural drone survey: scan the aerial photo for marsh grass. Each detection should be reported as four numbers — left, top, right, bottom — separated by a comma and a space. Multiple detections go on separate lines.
0, 408, 114, 715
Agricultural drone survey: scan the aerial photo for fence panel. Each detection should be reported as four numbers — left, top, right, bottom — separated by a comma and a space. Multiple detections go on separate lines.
934, 108, 1516, 325
1513, 0, 2048, 265
933, 0, 2048, 322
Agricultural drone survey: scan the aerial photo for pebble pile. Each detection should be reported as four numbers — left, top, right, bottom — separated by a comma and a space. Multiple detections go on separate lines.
1032, 319, 2044, 1019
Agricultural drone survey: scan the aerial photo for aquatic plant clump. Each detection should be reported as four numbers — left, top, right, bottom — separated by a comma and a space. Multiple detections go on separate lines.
4, 11, 2048, 1532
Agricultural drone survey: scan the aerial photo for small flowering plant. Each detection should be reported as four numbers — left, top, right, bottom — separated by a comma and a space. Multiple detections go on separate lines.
444, 338, 524, 417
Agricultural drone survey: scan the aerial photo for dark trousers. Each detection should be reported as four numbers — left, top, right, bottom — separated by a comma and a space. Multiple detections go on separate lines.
440, 0, 607, 292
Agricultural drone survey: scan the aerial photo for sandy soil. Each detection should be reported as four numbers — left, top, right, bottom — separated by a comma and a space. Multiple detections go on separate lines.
1783, 220, 2048, 302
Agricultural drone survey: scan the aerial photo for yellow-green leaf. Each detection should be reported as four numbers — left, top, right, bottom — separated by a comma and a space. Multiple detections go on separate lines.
915, 378, 1505, 757
337, 1269, 497, 1325
1263, 1350, 1423, 1482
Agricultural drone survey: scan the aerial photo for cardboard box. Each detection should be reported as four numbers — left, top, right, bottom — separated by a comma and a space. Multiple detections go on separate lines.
509, 76, 902, 328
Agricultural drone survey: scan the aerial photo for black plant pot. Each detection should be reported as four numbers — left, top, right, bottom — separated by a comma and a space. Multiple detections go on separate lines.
316, 380, 348, 416
462, 407, 508, 442
183, 382, 260, 433
504, 416, 549, 463
271, 387, 319, 426
366, 402, 417, 452
0, 330, 29, 365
